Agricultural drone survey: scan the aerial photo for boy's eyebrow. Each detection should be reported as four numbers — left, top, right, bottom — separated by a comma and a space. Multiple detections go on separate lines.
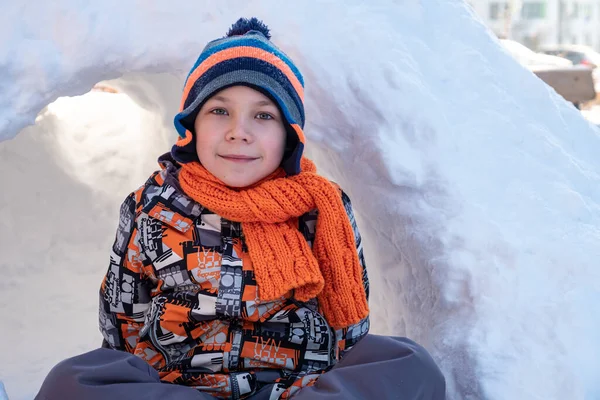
210, 95, 230, 103
209, 95, 275, 107
254, 100, 275, 107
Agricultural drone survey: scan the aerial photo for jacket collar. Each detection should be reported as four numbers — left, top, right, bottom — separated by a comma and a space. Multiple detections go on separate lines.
140, 152, 203, 232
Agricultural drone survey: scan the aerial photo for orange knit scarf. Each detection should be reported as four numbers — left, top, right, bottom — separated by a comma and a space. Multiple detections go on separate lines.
178, 158, 368, 329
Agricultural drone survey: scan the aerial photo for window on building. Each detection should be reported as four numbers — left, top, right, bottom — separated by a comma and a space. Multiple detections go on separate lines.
585, 33, 592, 45
521, 2, 547, 19
583, 4, 592, 20
489, 2, 508, 20
572, 36, 578, 44
571, 2, 579, 18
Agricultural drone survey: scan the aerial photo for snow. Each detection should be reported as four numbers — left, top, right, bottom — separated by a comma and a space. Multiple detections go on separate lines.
0, 382, 7, 400
1, 1, 600, 399
582, 105, 600, 126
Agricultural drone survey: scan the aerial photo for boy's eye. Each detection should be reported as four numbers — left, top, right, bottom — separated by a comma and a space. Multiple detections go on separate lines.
210, 108, 228, 115
256, 112, 273, 120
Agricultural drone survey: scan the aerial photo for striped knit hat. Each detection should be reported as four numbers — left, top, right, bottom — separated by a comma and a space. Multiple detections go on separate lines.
172, 17, 306, 175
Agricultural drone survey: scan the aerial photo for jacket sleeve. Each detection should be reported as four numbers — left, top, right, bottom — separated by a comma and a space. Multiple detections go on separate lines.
99, 192, 154, 353
336, 190, 370, 360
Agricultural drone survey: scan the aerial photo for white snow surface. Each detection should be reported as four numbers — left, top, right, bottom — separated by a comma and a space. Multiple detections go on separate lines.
1, 1, 600, 399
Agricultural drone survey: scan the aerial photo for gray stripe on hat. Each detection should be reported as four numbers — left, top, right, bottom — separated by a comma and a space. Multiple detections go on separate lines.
182, 69, 303, 127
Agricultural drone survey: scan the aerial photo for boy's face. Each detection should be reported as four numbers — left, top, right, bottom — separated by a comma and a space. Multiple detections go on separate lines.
194, 85, 287, 188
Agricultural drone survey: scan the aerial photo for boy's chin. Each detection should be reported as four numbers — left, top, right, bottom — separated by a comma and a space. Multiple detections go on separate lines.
206, 163, 281, 188
219, 172, 264, 188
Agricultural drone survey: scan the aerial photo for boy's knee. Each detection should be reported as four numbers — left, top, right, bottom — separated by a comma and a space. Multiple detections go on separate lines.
36, 348, 153, 400
36, 355, 82, 399
357, 335, 446, 397
396, 337, 446, 397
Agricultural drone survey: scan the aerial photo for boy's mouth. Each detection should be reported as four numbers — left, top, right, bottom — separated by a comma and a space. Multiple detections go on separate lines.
219, 154, 259, 163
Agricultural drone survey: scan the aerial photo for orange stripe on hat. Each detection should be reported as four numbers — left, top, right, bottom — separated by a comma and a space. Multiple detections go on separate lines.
290, 124, 306, 144
175, 128, 194, 147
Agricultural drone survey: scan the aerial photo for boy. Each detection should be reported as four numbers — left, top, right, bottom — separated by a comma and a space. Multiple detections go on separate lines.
36, 17, 445, 400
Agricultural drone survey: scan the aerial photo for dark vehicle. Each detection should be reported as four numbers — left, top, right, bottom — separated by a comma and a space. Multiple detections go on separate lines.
539, 45, 600, 68
501, 40, 596, 108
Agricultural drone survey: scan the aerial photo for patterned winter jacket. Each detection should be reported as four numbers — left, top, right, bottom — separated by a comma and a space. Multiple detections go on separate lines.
99, 153, 370, 399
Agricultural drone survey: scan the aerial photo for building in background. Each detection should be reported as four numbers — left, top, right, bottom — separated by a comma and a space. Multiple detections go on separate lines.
467, 1, 600, 50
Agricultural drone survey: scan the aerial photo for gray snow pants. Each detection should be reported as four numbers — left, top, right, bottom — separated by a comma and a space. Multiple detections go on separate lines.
35, 335, 446, 400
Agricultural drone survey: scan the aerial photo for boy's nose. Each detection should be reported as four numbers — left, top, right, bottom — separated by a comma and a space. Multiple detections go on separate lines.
226, 117, 253, 142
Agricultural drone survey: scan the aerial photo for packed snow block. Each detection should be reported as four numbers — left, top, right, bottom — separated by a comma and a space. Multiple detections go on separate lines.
2, 1, 600, 399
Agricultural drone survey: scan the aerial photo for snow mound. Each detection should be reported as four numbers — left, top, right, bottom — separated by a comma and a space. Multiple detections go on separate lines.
2, 1, 600, 399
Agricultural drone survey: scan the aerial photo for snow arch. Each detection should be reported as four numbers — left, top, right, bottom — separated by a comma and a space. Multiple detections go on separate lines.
2, 1, 600, 399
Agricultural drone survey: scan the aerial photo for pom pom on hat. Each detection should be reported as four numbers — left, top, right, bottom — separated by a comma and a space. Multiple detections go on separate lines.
226, 17, 271, 39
